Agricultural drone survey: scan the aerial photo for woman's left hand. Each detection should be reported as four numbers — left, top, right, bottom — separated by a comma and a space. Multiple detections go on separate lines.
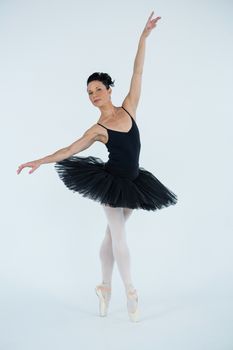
141, 11, 161, 38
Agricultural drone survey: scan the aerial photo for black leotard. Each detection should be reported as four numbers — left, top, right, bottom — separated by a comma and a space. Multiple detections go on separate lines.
97, 106, 141, 180
54, 105, 178, 210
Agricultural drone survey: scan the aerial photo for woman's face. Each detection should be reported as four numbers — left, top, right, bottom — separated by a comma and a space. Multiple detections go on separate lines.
87, 80, 111, 106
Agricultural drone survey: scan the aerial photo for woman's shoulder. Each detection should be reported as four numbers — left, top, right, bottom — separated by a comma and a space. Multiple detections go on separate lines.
87, 123, 108, 144
121, 98, 137, 121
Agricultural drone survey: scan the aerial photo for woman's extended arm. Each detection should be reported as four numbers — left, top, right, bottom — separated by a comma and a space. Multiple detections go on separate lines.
123, 11, 161, 115
17, 126, 99, 175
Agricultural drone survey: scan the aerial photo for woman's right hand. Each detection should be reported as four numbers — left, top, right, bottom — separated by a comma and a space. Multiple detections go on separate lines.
17, 159, 42, 175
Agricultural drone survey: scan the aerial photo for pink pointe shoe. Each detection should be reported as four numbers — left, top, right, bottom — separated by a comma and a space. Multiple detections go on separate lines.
95, 283, 112, 317
126, 284, 140, 322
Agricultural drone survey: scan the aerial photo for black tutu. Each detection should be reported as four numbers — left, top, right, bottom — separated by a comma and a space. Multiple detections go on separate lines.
54, 155, 178, 211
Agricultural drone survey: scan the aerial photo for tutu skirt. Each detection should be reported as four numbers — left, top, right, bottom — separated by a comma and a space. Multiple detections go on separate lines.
54, 155, 178, 211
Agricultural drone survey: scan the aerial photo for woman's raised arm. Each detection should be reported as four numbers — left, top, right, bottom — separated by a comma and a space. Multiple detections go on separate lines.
123, 11, 161, 115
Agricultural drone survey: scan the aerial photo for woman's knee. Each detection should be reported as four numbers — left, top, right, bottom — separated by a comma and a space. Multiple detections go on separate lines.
99, 231, 112, 256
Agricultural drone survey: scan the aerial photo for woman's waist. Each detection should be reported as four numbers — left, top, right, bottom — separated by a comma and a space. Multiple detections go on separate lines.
104, 161, 139, 180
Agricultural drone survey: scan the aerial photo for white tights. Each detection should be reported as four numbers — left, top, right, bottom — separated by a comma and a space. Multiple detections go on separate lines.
99, 205, 135, 291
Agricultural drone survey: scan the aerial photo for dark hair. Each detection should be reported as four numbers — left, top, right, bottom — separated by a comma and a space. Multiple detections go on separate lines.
87, 72, 115, 90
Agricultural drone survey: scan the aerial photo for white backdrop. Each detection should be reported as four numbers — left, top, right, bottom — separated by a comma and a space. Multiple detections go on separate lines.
1, 0, 233, 349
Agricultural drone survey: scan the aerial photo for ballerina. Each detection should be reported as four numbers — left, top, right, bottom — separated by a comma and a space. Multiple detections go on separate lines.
17, 11, 177, 322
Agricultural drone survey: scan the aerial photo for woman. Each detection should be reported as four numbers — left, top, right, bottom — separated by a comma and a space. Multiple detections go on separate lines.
17, 11, 177, 322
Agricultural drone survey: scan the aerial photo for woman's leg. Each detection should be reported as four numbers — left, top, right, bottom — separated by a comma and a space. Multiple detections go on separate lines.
99, 206, 133, 286
99, 224, 114, 287
99, 205, 138, 319
101, 205, 134, 290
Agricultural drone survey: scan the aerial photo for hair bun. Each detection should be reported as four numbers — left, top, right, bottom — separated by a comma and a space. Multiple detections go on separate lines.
87, 72, 115, 89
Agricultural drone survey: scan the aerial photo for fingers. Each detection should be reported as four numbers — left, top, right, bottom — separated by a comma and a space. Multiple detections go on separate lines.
151, 16, 161, 24
17, 160, 41, 175
16, 162, 32, 174
149, 11, 154, 20
29, 165, 39, 174
147, 11, 161, 28
148, 10, 161, 20
16, 164, 25, 174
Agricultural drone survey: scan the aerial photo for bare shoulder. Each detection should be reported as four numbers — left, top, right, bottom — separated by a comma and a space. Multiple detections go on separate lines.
121, 94, 138, 120
83, 123, 107, 144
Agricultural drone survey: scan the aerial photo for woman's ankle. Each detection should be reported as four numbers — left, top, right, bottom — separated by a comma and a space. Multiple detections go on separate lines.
125, 283, 136, 293
102, 281, 112, 288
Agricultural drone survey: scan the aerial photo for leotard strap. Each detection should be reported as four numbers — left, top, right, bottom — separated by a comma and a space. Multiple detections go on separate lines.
97, 106, 133, 130
97, 123, 108, 130
121, 105, 133, 119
